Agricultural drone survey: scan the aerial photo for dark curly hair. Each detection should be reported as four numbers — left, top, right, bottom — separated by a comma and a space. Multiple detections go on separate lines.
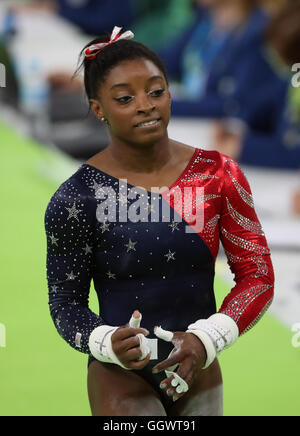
76, 35, 169, 102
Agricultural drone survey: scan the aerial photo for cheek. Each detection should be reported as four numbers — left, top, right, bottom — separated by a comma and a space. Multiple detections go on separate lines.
160, 99, 171, 123
107, 110, 133, 135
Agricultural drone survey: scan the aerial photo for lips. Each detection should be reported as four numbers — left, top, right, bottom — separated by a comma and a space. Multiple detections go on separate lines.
134, 118, 162, 128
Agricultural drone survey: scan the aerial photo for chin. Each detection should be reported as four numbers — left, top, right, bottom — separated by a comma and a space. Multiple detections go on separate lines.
134, 129, 169, 146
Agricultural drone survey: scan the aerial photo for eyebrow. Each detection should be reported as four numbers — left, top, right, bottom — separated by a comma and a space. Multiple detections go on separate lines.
110, 75, 164, 90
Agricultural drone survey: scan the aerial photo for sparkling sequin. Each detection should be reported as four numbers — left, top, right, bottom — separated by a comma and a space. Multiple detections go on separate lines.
45, 149, 274, 354
221, 227, 270, 255
226, 197, 264, 235
220, 284, 273, 323
203, 215, 220, 241
225, 250, 269, 278
226, 170, 254, 209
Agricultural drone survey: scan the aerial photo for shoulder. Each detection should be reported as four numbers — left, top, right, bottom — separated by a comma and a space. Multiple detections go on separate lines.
44, 165, 98, 224
191, 147, 234, 171
194, 148, 250, 187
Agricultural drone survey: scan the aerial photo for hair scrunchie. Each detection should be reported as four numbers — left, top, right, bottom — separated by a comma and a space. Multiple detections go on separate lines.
84, 26, 135, 60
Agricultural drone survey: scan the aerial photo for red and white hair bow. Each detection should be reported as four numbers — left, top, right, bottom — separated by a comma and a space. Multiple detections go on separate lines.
84, 26, 134, 60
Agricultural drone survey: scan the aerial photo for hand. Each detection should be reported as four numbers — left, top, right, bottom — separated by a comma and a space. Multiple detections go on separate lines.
111, 311, 151, 370
152, 331, 207, 402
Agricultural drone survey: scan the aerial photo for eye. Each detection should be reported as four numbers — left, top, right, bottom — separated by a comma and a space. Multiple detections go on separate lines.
114, 96, 133, 104
149, 89, 165, 98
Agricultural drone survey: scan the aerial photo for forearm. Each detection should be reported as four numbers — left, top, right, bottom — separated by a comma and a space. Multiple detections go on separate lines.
49, 298, 105, 354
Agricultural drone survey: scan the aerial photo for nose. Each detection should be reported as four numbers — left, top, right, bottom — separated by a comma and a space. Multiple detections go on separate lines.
136, 93, 156, 114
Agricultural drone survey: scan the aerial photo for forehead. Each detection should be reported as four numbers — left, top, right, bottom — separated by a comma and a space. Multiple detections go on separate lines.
103, 58, 165, 88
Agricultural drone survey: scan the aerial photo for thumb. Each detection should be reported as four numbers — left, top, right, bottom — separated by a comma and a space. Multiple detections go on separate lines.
129, 310, 142, 328
154, 326, 174, 342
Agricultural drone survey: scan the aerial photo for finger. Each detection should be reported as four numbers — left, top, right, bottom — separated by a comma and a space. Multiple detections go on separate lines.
116, 334, 150, 361
171, 377, 179, 388
152, 352, 181, 374
177, 369, 194, 393
174, 360, 191, 383
154, 326, 174, 342
123, 346, 144, 362
166, 370, 189, 394
172, 392, 185, 402
136, 333, 150, 360
117, 335, 140, 353
129, 310, 142, 328
125, 352, 151, 370
159, 375, 174, 391
113, 326, 149, 341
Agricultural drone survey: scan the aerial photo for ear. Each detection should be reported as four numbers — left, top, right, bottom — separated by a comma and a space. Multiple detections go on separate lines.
90, 98, 104, 121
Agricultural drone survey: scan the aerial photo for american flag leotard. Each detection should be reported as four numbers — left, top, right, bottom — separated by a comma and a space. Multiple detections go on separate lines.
45, 148, 274, 357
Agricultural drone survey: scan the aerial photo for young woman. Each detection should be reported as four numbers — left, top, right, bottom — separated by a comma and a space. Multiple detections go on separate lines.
44, 26, 274, 416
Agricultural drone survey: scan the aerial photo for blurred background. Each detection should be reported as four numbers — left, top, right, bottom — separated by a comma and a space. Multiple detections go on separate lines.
0, 0, 300, 416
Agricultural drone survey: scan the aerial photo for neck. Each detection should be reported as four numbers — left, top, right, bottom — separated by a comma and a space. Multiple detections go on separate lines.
106, 133, 173, 174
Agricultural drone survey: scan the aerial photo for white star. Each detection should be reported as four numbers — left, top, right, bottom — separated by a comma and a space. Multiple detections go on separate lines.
100, 222, 110, 233
83, 244, 93, 255
169, 221, 180, 232
51, 285, 58, 294
49, 233, 59, 246
125, 238, 137, 252
65, 202, 82, 221
66, 271, 77, 281
107, 270, 116, 279
165, 250, 176, 262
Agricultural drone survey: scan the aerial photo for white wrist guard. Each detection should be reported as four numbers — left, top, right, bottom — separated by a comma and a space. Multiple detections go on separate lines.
88, 325, 130, 370
186, 313, 239, 369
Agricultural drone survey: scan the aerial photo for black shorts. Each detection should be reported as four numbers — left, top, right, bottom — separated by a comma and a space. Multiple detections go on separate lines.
88, 338, 176, 409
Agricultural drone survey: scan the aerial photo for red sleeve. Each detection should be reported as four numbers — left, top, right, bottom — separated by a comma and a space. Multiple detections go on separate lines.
217, 157, 274, 335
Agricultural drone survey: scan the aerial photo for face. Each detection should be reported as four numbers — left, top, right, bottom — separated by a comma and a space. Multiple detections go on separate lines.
90, 58, 171, 147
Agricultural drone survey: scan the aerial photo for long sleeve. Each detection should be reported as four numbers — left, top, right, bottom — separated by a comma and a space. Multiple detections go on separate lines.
217, 158, 274, 335
44, 177, 104, 354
